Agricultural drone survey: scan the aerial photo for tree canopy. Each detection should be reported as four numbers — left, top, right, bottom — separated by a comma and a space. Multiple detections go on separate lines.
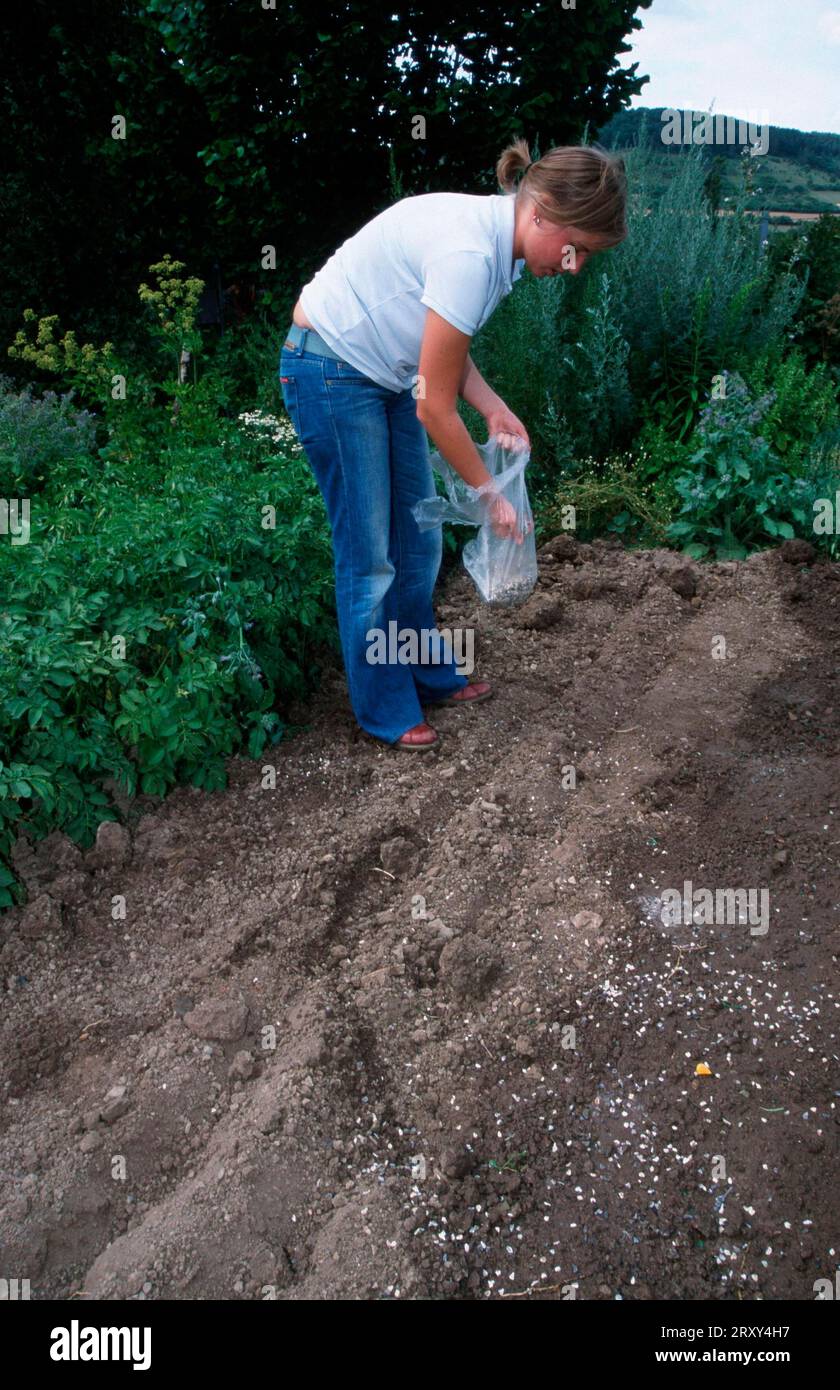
1, 0, 652, 350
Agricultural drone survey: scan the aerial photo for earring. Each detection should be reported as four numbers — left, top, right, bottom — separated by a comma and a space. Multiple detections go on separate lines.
533, 214, 541, 225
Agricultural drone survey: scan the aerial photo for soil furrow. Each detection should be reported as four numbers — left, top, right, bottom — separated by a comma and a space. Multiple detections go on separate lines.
1, 540, 837, 1300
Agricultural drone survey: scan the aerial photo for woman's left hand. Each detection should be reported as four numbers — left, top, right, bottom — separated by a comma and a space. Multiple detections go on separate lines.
485, 405, 530, 452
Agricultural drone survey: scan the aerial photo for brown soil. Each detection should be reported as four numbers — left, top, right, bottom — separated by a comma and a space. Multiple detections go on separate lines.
2, 537, 838, 1302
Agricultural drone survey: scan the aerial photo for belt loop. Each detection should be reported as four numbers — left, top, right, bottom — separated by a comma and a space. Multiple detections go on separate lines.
284, 322, 303, 352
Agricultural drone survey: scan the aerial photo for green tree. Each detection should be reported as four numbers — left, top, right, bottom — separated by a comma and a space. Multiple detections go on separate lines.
0, 0, 213, 358
1, 0, 654, 351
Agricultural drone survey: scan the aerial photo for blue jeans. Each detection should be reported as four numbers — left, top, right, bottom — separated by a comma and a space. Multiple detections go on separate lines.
278, 330, 469, 743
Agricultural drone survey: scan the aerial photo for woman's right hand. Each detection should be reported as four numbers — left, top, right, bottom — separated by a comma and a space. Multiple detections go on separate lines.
484, 490, 525, 544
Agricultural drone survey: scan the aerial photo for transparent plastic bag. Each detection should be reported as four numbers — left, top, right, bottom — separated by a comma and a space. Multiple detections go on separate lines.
412, 436, 538, 607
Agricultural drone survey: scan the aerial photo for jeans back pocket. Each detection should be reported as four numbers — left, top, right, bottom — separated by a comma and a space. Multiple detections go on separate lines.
325, 358, 372, 387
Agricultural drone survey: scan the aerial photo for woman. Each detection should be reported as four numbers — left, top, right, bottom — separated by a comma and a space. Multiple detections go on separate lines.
279, 137, 627, 750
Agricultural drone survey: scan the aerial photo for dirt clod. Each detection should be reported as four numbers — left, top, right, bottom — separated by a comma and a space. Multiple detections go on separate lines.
517, 591, 565, 629
663, 563, 698, 598
18, 892, 62, 939
85, 820, 132, 871
182, 999, 250, 1042
780, 538, 816, 565
438, 936, 501, 1002
380, 836, 417, 877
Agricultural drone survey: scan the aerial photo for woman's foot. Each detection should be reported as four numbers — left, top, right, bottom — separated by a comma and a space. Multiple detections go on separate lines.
396, 721, 439, 749
448, 680, 491, 704
427, 680, 492, 707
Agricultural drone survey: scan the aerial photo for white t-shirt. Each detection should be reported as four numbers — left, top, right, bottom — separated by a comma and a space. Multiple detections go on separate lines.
299, 191, 526, 393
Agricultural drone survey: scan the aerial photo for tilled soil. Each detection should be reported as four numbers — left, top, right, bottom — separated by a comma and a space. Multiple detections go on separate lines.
1, 536, 838, 1301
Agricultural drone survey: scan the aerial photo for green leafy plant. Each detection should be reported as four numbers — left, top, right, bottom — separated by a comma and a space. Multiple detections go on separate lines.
6, 256, 209, 428
646, 274, 720, 441
539, 450, 674, 547
560, 271, 634, 457
7, 309, 118, 398
665, 371, 815, 559
735, 344, 840, 471
0, 408, 337, 906
137, 254, 205, 384
630, 411, 695, 484
0, 375, 99, 494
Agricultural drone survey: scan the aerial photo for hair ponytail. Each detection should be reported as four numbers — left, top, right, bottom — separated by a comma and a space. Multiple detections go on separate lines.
495, 138, 628, 247
495, 136, 533, 193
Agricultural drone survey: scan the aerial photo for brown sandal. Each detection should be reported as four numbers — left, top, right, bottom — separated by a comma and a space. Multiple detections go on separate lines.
428, 680, 492, 708
395, 721, 440, 750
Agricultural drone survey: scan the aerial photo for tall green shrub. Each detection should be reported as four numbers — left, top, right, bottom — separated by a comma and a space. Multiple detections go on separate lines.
607, 143, 806, 440
735, 343, 840, 471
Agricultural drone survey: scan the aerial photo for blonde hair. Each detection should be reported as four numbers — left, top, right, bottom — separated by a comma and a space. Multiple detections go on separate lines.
496, 137, 627, 247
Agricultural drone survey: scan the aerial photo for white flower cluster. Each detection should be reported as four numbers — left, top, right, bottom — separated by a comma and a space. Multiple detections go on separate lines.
236, 410, 302, 451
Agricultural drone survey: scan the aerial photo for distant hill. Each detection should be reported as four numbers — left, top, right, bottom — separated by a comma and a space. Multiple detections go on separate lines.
594, 107, 840, 216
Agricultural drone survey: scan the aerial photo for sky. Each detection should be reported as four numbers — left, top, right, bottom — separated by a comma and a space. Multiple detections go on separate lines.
622, 0, 840, 136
